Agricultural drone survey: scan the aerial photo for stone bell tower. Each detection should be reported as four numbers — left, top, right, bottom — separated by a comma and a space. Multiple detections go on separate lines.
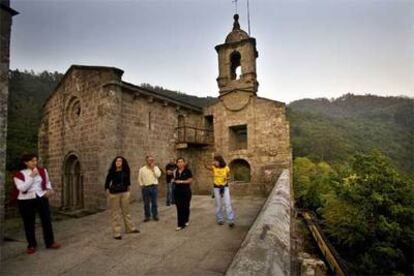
215, 14, 259, 97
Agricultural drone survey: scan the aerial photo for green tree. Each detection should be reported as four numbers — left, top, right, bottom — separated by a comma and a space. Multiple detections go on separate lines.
321, 151, 414, 275
293, 157, 337, 211
7, 70, 62, 171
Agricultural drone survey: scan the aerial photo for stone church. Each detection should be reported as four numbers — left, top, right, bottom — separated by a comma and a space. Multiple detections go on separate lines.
38, 14, 292, 212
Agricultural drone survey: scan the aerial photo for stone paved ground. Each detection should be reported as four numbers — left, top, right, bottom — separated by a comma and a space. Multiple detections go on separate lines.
0, 195, 265, 276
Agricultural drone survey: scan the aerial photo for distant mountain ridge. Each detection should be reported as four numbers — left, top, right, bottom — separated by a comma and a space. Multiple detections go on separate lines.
289, 93, 412, 126
140, 83, 217, 108
288, 93, 414, 177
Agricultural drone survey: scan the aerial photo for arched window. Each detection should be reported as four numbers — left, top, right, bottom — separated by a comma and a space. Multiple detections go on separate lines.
230, 51, 242, 80
63, 154, 83, 210
229, 159, 251, 183
66, 96, 81, 127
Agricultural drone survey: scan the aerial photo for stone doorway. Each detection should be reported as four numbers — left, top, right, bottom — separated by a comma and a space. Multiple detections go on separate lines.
62, 154, 83, 210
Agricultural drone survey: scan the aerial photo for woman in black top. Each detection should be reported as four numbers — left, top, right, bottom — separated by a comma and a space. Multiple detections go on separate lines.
173, 157, 193, 231
105, 156, 139, 239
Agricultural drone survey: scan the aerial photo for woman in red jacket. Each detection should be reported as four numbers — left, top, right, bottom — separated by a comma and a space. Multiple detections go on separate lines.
13, 154, 61, 254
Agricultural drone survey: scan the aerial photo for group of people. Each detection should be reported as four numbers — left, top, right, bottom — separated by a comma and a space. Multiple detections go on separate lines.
106, 154, 235, 236
13, 153, 235, 253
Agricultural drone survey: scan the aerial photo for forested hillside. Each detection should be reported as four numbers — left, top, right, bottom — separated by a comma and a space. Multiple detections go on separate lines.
6, 70, 63, 171
289, 94, 414, 275
288, 94, 414, 177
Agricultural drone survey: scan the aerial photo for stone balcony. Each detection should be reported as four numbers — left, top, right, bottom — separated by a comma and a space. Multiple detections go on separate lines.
175, 126, 214, 149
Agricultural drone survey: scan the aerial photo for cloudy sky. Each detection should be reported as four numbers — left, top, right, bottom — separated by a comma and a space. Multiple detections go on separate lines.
9, 0, 414, 103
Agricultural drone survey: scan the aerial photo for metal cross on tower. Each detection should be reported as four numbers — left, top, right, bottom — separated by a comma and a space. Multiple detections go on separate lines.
232, 0, 238, 14
232, 0, 252, 35
247, 0, 251, 35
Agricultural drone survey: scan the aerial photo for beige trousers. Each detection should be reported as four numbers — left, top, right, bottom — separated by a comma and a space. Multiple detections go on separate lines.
108, 191, 136, 237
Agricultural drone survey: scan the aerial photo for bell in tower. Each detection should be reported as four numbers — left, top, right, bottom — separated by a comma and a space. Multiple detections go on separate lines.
215, 14, 259, 97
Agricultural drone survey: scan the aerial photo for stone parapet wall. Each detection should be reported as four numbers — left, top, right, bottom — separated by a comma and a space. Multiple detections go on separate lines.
226, 169, 292, 276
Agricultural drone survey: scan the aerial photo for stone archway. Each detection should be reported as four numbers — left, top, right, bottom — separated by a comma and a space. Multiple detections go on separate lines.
63, 154, 83, 210
229, 159, 251, 183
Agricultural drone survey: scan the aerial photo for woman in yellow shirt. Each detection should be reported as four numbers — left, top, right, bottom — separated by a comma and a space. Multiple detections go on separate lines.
205, 154, 235, 227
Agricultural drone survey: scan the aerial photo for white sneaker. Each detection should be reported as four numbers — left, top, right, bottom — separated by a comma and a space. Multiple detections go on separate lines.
185, 222, 190, 226
176, 227, 184, 231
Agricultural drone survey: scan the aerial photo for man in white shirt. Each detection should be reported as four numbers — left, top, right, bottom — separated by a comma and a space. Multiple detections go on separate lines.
138, 155, 162, 222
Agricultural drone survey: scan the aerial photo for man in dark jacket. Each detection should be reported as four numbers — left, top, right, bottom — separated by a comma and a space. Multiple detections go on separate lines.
165, 158, 177, 206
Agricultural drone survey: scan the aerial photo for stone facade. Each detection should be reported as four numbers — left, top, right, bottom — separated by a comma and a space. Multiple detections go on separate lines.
202, 95, 291, 195
0, 0, 17, 244
38, 66, 206, 211
38, 14, 292, 212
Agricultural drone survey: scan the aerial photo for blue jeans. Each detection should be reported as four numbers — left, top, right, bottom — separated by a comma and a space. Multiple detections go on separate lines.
213, 187, 235, 223
166, 181, 175, 205
142, 185, 158, 218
